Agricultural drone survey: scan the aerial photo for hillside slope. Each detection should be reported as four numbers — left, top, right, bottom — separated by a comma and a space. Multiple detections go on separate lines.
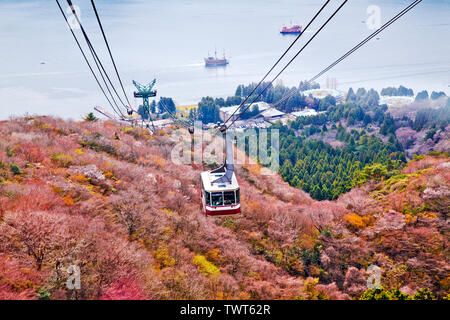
0, 117, 448, 300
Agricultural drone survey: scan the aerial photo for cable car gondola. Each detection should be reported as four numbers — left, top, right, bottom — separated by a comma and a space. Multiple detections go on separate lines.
201, 131, 240, 217
201, 169, 240, 217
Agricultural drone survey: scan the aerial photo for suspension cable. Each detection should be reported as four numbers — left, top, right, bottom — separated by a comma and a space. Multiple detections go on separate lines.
56, 0, 122, 117
159, 100, 193, 127
85, 34, 125, 117
224, 0, 332, 125
91, 0, 132, 106
226, 0, 349, 129
66, 0, 127, 117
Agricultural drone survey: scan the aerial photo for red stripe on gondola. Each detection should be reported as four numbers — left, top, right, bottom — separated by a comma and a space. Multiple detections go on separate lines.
206, 204, 239, 208
205, 207, 241, 216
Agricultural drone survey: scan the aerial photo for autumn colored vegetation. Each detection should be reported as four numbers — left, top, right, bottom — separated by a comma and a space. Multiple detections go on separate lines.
0, 116, 448, 300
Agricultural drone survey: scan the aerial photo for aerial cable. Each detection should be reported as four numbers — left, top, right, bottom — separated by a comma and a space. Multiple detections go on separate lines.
159, 100, 193, 127
65, 0, 125, 117
85, 34, 124, 117
339, 68, 450, 86
273, 0, 422, 109
226, 0, 349, 129
56, 0, 122, 117
224, 0, 332, 125
90, 0, 132, 106
66, 0, 127, 117
146, 113, 156, 132
66, 0, 126, 115
229, 105, 273, 129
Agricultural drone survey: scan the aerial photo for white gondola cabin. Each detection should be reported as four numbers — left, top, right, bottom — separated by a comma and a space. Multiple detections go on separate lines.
200, 131, 240, 216
201, 169, 240, 216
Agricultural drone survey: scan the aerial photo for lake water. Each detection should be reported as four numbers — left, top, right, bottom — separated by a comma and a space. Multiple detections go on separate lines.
0, 0, 449, 120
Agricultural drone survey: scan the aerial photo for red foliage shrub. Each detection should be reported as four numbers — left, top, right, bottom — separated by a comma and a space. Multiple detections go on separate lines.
343, 266, 367, 297
17, 142, 45, 163
316, 282, 350, 300
0, 254, 42, 300
3, 182, 64, 213
101, 277, 146, 300
0, 210, 72, 270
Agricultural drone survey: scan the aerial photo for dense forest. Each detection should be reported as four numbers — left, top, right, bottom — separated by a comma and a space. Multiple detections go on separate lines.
415, 90, 447, 101
381, 85, 414, 97
414, 103, 450, 132
278, 126, 405, 200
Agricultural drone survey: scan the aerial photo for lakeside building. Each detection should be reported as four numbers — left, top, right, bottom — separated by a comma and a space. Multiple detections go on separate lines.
291, 108, 319, 118
219, 102, 271, 122
259, 108, 285, 120
228, 119, 272, 132
152, 118, 174, 128
302, 88, 345, 103
214, 103, 327, 131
